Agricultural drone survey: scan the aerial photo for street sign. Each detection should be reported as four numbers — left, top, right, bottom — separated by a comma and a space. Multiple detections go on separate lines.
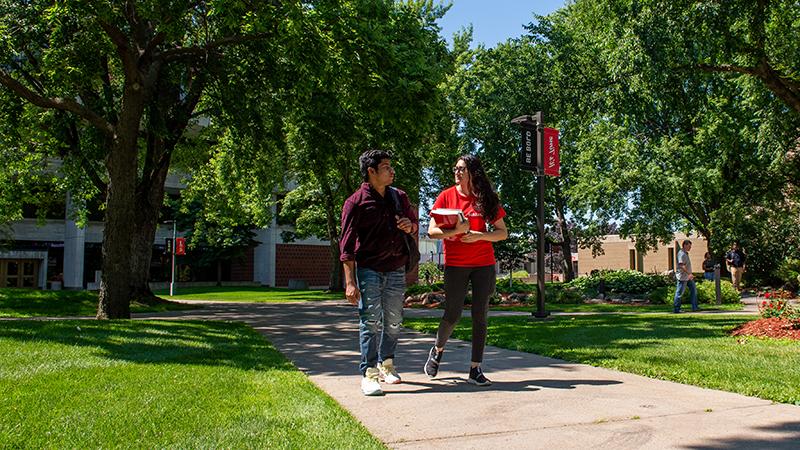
543, 127, 560, 177
511, 115, 539, 172
520, 126, 536, 171
175, 237, 186, 256
165, 238, 173, 254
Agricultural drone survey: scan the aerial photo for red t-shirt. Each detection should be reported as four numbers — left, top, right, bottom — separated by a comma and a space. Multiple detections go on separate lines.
432, 186, 506, 267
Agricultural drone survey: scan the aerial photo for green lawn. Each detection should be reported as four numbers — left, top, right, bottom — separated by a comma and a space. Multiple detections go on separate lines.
152, 286, 345, 302
0, 320, 383, 449
0, 288, 196, 318
404, 314, 800, 405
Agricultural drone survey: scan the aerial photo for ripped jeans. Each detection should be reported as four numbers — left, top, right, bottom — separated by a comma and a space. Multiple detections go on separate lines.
357, 267, 405, 375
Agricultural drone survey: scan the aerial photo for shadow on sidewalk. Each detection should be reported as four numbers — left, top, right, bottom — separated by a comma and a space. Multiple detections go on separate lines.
391, 377, 622, 395
685, 420, 800, 450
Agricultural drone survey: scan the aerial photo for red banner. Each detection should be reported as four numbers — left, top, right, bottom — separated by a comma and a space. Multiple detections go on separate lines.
175, 237, 186, 256
543, 127, 560, 177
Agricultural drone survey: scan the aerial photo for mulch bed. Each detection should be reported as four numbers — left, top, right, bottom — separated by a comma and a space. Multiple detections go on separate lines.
731, 318, 800, 341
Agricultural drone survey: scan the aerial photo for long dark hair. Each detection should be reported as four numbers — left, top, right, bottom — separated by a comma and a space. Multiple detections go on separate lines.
459, 154, 500, 222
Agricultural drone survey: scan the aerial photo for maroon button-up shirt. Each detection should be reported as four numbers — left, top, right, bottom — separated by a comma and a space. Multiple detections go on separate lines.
340, 182, 418, 272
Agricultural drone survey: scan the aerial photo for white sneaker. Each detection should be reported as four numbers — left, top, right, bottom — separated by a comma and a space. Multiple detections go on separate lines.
378, 358, 402, 384
361, 367, 384, 396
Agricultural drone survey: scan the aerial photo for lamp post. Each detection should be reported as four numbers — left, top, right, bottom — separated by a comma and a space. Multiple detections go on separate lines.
164, 220, 176, 296
511, 112, 549, 318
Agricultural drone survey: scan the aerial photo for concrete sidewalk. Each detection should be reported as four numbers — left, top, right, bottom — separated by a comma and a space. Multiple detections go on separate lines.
140, 301, 799, 449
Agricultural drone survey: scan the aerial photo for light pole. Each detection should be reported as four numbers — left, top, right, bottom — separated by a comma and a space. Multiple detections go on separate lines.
164, 220, 176, 296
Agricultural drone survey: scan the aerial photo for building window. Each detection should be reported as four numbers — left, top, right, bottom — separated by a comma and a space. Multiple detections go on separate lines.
629, 249, 636, 270
668, 247, 675, 271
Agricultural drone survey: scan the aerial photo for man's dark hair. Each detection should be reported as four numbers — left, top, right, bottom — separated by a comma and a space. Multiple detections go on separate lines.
682, 239, 692, 247
359, 149, 392, 181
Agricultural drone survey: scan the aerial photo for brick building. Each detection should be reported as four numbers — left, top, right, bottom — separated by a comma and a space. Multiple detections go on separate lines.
576, 233, 708, 276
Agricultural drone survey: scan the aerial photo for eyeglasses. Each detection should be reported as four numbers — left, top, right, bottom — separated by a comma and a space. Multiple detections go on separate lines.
452, 166, 467, 173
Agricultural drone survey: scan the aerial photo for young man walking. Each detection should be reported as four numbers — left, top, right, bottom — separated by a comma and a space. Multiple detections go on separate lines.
340, 149, 418, 396
725, 242, 747, 291
673, 239, 698, 313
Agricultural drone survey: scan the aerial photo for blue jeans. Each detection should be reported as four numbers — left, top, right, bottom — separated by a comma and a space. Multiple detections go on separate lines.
673, 279, 698, 312
703, 272, 714, 281
357, 267, 405, 375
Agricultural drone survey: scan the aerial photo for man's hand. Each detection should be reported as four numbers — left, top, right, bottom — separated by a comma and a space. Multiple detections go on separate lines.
345, 282, 360, 305
396, 216, 414, 234
688, 273, 694, 280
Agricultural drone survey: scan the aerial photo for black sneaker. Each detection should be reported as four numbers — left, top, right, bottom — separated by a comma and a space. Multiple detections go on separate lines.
424, 346, 443, 378
468, 366, 492, 386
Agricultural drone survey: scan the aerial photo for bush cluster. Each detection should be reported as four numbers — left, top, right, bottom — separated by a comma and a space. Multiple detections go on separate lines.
758, 299, 792, 319
495, 278, 536, 294
774, 258, 800, 291
565, 270, 670, 295
405, 282, 443, 297
649, 279, 741, 305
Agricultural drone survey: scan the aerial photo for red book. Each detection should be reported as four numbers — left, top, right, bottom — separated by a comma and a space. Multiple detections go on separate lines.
430, 208, 465, 229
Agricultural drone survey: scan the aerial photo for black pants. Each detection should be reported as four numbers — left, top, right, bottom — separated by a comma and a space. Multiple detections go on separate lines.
435, 265, 496, 363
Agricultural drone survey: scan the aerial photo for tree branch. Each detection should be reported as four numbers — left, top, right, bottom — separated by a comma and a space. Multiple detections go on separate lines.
97, 20, 138, 80
695, 63, 758, 76
157, 33, 271, 63
66, 117, 108, 193
0, 69, 116, 136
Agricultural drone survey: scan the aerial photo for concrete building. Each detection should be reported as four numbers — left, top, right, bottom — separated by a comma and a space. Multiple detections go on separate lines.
0, 171, 337, 289
576, 233, 708, 276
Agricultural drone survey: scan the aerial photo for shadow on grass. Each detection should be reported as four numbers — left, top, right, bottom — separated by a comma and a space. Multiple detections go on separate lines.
475, 314, 754, 364
0, 288, 197, 318
151, 286, 345, 302
0, 319, 295, 372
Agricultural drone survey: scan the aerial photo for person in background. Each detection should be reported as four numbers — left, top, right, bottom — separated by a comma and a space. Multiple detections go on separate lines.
702, 252, 715, 281
725, 242, 747, 291
340, 149, 418, 396
424, 154, 508, 386
673, 240, 698, 313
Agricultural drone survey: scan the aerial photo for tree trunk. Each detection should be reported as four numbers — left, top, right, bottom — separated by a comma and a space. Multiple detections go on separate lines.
554, 182, 575, 281
319, 175, 343, 291
216, 259, 223, 286
97, 78, 150, 319
130, 148, 171, 305
97, 135, 140, 317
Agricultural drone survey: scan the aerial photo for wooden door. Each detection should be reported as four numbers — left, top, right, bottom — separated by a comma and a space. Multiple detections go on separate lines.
0, 259, 40, 288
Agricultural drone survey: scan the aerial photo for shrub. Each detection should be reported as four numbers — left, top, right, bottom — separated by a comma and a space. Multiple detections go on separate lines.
418, 261, 443, 285
650, 279, 740, 304
565, 270, 669, 295
405, 281, 444, 297
774, 258, 800, 291
496, 278, 536, 294
759, 299, 789, 318
513, 284, 584, 304
549, 286, 584, 304
763, 289, 794, 300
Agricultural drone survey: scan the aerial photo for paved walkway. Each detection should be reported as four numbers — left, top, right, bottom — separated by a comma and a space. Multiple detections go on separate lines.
140, 300, 800, 450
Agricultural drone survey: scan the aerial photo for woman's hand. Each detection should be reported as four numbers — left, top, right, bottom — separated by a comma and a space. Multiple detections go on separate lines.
460, 230, 484, 243
454, 217, 470, 234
